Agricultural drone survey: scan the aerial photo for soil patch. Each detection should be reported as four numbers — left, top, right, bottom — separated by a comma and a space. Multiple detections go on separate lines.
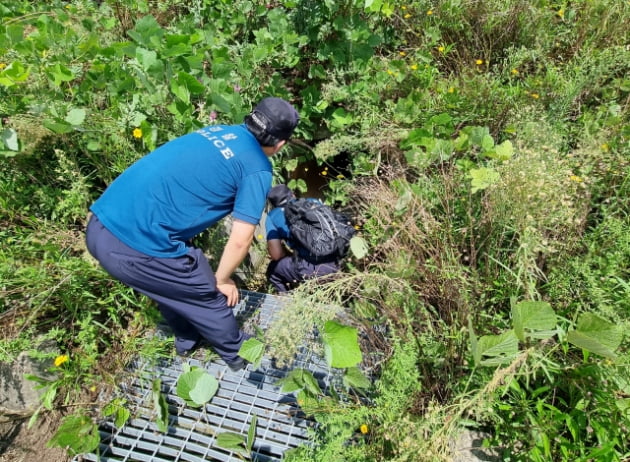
0, 413, 69, 462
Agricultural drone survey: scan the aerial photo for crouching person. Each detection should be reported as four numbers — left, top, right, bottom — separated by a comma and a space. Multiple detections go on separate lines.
265, 185, 352, 293
85, 98, 299, 371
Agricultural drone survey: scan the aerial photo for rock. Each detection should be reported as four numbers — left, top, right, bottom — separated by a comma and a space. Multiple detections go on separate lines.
451, 429, 502, 462
0, 345, 58, 419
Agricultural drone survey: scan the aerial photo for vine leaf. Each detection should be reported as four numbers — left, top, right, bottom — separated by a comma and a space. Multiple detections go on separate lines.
322, 320, 362, 369
512, 301, 557, 342
567, 313, 623, 359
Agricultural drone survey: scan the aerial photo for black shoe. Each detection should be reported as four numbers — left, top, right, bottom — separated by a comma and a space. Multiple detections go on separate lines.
226, 357, 247, 372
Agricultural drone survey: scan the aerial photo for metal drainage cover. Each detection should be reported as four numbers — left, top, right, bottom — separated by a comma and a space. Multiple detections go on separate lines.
77, 291, 337, 462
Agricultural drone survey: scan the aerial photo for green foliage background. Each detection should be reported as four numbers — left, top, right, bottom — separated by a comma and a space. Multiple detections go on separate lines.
1, 0, 628, 460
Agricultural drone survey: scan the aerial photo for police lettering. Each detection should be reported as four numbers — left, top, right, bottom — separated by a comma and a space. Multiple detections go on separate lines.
196, 127, 237, 159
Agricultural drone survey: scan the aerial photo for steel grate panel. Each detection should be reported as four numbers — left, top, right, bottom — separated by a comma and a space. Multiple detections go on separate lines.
76, 290, 337, 462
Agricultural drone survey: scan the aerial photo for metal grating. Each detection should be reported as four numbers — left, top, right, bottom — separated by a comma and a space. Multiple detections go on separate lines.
76, 291, 337, 462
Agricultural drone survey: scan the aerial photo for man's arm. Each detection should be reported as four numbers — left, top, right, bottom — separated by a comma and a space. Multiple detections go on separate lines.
215, 219, 255, 306
267, 239, 286, 261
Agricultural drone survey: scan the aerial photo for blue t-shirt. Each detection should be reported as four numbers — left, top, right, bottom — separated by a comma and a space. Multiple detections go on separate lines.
265, 207, 291, 242
91, 124, 272, 258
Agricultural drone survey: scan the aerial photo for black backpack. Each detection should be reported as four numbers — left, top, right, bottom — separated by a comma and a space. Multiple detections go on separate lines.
284, 198, 355, 263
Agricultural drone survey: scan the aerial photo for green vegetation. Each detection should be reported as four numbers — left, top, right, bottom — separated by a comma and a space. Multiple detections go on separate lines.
1, 0, 628, 460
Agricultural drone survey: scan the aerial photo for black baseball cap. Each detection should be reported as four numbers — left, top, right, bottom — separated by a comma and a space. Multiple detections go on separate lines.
248, 97, 299, 140
268, 184, 294, 208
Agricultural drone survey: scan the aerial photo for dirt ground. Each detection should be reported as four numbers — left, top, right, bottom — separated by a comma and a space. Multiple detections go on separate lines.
0, 414, 69, 462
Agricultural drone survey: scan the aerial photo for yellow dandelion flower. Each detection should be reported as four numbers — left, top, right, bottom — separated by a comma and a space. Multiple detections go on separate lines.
399, 51, 406, 56
427, 10, 433, 15
447, 87, 455, 93
0, 63, 6, 70
257, 234, 263, 240
132, 128, 143, 138
557, 9, 564, 18
438, 46, 445, 53
401, 5, 407, 10
89, 385, 97, 392
360, 424, 369, 434
569, 175, 583, 183
387, 69, 394, 75
321, 170, 327, 176
475, 59, 483, 65
511, 68, 519, 75
404, 13, 411, 18
354, 225, 360, 230
410, 64, 418, 70
601, 143, 609, 152
530, 92, 540, 99
54, 355, 69, 367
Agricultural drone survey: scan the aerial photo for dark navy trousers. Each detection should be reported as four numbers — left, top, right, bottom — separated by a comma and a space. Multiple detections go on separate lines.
266, 255, 339, 293
86, 214, 246, 362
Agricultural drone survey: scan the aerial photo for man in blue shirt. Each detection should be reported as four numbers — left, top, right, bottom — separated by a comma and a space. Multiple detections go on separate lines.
86, 98, 299, 371
265, 185, 341, 292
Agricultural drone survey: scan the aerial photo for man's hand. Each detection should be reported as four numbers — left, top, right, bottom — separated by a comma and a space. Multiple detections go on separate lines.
217, 278, 239, 306
214, 219, 255, 306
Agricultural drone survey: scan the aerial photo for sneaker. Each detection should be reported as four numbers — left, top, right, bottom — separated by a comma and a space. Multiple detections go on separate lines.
225, 357, 247, 372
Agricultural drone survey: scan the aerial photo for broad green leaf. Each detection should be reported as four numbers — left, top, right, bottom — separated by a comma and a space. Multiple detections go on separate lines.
477, 330, 519, 366
176, 71, 205, 95
275, 368, 322, 395
189, 373, 219, 406
276, 369, 305, 393
47, 414, 100, 455
454, 132, 470, 151
322, 320, 362, 368
567, 313, 623, 359
215, 431, 246, 450
364, 0, 382, 13
380, 1, 395, 16
176, 367, 218, 407
136, 47, 158, 72
431, 112, 452, 126
44, 120, 73, 134
102, 398, 130, 428
6, 24, 24, 44
0, 61, 30, 87
349, 236, 369, 259
481, 134, 495, 151
300, 369, 323, 397
465, 126, 491, 146
1, 128, 19, 151
430, 138, 455, 160
468, 167, 500, 193
485, 139, 514, 161
342, 367, 371, 390
127, 15, 164, 47
284, 158, 299, 172
65, 108, 86, 126
512, 301, 557, 342
48, 63, 74, 86
238, 337, 264, 368
330, 108, 353, 129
